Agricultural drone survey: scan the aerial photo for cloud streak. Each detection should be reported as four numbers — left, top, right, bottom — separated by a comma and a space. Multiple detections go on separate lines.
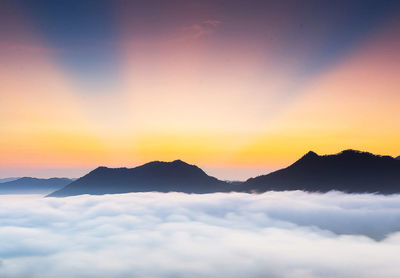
0, 191, 400, 277
182, 20, 221, 39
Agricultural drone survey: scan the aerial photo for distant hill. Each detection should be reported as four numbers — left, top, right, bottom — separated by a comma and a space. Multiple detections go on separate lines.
0, 177, 20, 183
0, 177, 73, 194
396, 156, 400, 160
225, 180, 244, 186
47, 160, 232, 197
240, 150, 400, 194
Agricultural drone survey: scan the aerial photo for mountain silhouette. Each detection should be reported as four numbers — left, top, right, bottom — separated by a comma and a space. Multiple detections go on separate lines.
47, 160, 232, 197
0, 177, 20, 183
0, 177, 73, 194
240, 150, 400, 194
396, 156, 400, 160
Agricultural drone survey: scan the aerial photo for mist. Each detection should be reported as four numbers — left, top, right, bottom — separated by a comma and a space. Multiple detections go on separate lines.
1, 191, 400, 278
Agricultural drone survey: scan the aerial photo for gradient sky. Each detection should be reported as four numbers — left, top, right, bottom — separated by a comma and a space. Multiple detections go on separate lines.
1, 0, 399, 180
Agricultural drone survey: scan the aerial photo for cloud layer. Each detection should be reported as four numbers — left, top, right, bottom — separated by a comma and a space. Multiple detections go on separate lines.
1, 191, 400, 278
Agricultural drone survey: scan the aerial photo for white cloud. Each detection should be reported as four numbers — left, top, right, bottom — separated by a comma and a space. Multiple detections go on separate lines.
0, 191, 400, 278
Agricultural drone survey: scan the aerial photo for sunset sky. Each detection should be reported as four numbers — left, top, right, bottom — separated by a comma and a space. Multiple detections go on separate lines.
1, 0, 399, 180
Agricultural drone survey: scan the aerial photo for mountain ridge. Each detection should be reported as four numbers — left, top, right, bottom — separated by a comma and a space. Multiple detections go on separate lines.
22, 149, 400, 197
47, 160, 231, 197
0, 177, 73, 194
240, 149, 400, 194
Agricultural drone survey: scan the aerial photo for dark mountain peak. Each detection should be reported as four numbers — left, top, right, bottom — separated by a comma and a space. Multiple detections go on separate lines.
170, 159, 203, 170
94, 166, 109, 171
149, 159, 189, 166
170, 159, 202, 169
86, 160, 205, 180
333, 149, 394, 161
292, 150, 319, 166
151, 159, 193, 167
396, 156, 400, 160
339, 149, 363, 154
292, 149, 397, 169
138, 159, 204, 173
172, 159, 186, 164
242, 149, 400, 194
47, 160, 230, 197
337, 149, 373, 157
303, 150, 319, 158
90, 166, 116, 173
87, 166, 120, 176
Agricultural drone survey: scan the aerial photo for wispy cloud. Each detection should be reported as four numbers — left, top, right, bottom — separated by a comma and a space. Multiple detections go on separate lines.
0, 42, 64, 54
203, 20, 221, 27
182, 20, 221, 39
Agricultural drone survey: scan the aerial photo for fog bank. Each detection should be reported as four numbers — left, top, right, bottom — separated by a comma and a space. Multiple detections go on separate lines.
0, 191, 400, 278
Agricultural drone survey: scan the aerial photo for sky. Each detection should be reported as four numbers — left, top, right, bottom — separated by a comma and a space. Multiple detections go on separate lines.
0, 0, 399, 179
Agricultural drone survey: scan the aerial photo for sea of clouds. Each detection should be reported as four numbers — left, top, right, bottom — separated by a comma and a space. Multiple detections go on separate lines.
1, 191, 400, 278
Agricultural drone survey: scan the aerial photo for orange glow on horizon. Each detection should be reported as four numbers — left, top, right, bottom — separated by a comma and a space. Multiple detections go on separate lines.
1, 3, 399, 180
